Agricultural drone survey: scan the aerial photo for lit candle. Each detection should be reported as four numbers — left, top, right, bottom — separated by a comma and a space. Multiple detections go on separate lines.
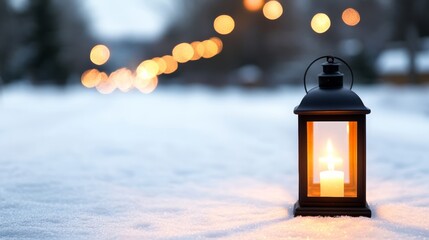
319, 139, 344, 197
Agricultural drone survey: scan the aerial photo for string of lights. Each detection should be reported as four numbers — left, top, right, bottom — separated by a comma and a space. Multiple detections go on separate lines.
81, 0, 361, 94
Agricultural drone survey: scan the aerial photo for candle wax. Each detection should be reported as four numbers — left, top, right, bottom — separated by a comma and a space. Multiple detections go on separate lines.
320, 170, 344, 197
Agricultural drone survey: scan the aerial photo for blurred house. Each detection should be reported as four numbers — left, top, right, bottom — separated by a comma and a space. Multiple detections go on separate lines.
376, 38, 429, 84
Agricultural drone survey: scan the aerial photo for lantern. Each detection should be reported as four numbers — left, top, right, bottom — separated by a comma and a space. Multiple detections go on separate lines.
293, 56, 371, 217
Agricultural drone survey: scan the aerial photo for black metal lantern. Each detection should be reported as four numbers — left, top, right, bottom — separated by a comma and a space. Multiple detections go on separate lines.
293, 56, 371, 217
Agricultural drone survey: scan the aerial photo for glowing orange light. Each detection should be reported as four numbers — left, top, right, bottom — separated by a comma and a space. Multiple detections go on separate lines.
190, 41, 205, 61
81, 69, 101, 88
202, 40, 219, 59
311, 13, 331, 34
136, 76, 158, 94
134, 74, 152, 91
342, 8, 360, 26
95, 72, 115, 94
243, 0, 264, 12
172, 43, 194, 63
162, 55, 178, 74
152, 57, 167, 75
90, 44, 110, 65
213, 15, 235, 35
210, 37, 223, 54
109, 68, 134, 92
137, 60, 159, 79
263, 1, 283, 20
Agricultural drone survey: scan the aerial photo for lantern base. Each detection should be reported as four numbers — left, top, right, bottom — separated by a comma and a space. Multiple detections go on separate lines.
293, 202, 371, 217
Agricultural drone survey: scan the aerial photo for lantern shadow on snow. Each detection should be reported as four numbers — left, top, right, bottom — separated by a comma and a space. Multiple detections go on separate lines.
293, 56, 371, 217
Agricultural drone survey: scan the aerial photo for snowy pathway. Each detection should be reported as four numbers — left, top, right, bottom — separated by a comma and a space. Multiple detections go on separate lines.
0, 85, 429, 239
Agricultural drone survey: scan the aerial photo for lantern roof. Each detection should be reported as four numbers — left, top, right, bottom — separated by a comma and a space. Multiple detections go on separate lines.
294, 87, 371, 115
295, 57, 370, 115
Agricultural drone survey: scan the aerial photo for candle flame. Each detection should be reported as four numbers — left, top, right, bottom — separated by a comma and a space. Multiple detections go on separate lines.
327, 139, 333, 156
322, 139, 341, 171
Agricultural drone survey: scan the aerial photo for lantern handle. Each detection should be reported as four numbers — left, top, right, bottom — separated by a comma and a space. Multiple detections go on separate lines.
303, 56, 354, 93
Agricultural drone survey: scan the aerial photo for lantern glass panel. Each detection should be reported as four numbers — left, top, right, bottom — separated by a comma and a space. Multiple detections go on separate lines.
307, 121, 358, 197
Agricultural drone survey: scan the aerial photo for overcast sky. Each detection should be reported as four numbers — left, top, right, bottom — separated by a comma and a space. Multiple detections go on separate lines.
80, 0, 177, 41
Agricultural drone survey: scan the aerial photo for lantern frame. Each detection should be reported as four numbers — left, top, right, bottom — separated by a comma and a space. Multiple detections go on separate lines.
293, 56, 371, 217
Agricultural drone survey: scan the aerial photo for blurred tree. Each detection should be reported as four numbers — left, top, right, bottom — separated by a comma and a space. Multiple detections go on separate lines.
24, 0, 66, 85
389, 0, 429, 83
22, 0, 93, 86
0, 1, 22, 84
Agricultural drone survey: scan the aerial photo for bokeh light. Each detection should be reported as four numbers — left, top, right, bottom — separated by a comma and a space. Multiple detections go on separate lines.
210, 37, 223, 53
191, 41, 205, 61
95, 72, 115, 94
342, 8, 360, 26
243, 0, 264, 12
152, 57, 167, 75
213, 15, 235, 35
202, 40, 219, 59
263, 1, 283, 20
311, 13, 331, 34
81, 69, 101, 88
162, 55, 179, 74
137, 60, 159, 79
90, 44, 110, 65
172, 43, 194, 63
109, 68, 134, 92
136, 76, 158, 94
134, 74, 152, 91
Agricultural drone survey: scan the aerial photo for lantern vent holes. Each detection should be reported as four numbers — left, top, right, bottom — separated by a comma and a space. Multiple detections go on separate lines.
303, 56, 354, 93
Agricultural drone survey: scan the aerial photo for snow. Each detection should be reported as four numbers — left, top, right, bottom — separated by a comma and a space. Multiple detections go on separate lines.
376, 48, 429, 74
1, 85, 429, 239
376, 49, 409, 75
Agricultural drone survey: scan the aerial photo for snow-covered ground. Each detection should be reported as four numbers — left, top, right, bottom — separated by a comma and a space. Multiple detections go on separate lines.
0, 85, 429, 239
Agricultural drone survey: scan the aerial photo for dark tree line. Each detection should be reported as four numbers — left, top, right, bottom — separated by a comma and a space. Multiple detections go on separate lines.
0, 0, 93, 86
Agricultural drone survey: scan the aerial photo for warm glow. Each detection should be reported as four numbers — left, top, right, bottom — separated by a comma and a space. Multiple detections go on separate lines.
137, 60, 159, 79
263, 1, 283, 20
190, 41, 205, 61
136, 76, 158, 94
213, 15, 235, 35
81, 69, 101, 88
134, 74, 152, 91
90, 44, 110, 65
109, 68, 134, 92
210, 37, 223, 53
162, 55, 178, 74
202, 40, 219, 59
307, 121, 358, 198
321, 139, 342, 171
152, 57, 167, 75
342, 8, 360, 26
311, 13, 331, 34
319, 139, 344, 197
243, 0, 264, 12
95, 72, 115, 94
172, 43, 194, 63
